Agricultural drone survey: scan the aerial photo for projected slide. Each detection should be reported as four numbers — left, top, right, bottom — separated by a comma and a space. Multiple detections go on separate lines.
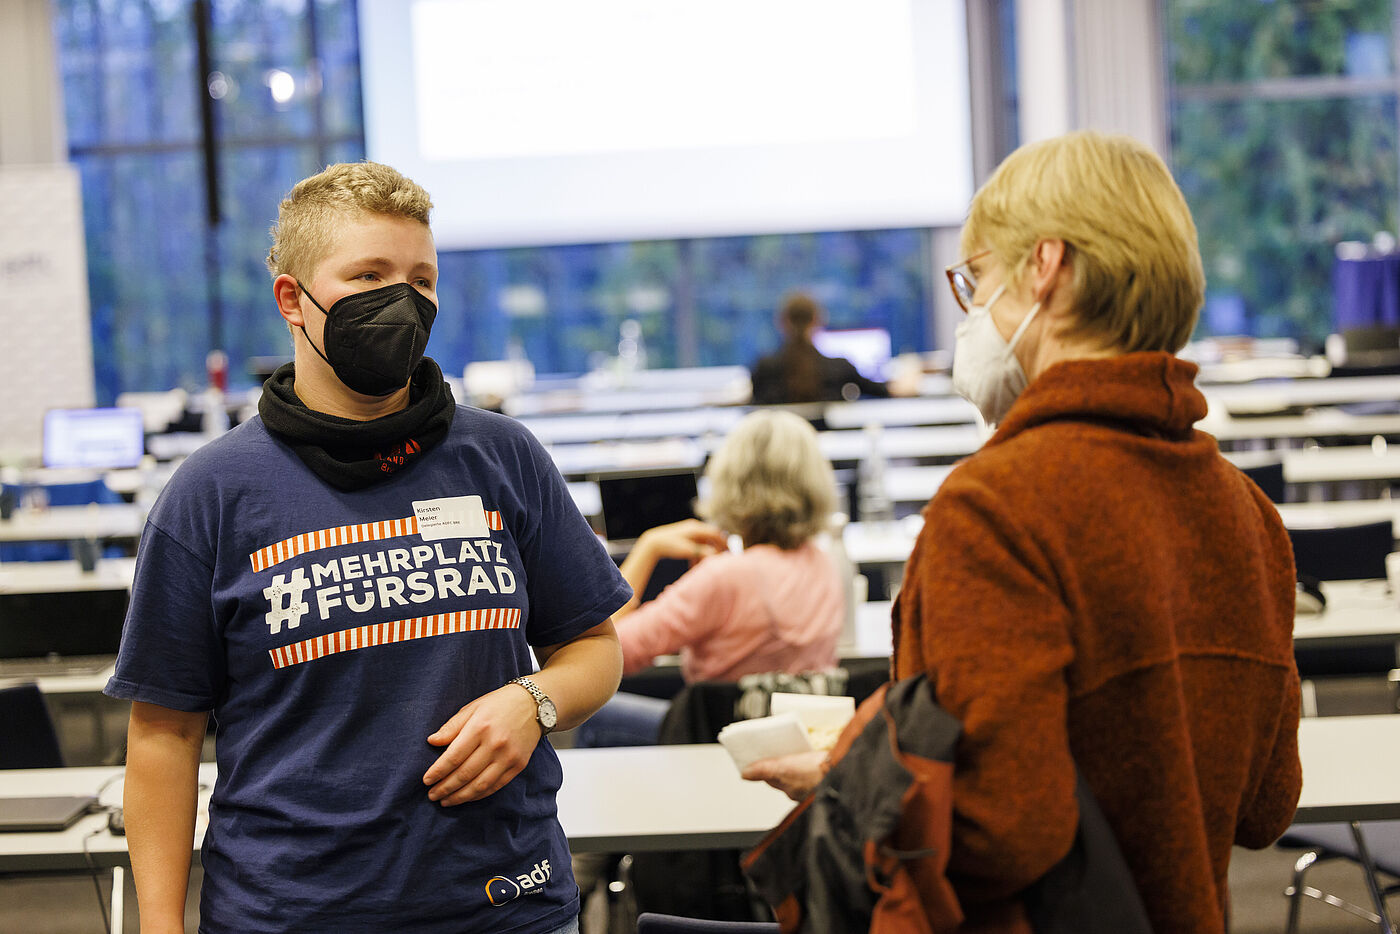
360, 0, 971, 250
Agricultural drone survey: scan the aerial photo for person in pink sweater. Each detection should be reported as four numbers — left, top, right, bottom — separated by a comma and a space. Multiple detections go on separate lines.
574, 409, 846, 746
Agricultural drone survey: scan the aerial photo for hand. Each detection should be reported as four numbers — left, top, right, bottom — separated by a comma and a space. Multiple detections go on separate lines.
423, 684, 541, 805
637, 519, 729, 565
741, 750, 828, 802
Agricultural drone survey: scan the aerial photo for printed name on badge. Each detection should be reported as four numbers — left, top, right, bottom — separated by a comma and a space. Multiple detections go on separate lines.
413, 495, 491, 541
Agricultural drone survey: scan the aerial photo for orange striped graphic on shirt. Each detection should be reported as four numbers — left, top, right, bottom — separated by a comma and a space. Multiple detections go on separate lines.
249, 511, 505, 573
267, 606, 522, 670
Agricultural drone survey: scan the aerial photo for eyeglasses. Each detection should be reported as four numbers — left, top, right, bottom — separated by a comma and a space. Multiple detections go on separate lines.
945, 250, 992, 313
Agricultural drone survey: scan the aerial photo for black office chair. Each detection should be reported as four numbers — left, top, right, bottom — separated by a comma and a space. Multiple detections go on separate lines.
1241, 461, 1287, 504
636, 912, 779, 933
1279, 821, 1400, 932
1287, 521, 1394, 582
0, 682, 65, 769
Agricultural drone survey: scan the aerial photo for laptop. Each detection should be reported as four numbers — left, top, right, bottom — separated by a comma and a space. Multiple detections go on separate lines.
596, 468, 701, 543
42, 406, 145, 470
812, 327, 893, 382
0, 589, 127, 677
0, 795, 97, 832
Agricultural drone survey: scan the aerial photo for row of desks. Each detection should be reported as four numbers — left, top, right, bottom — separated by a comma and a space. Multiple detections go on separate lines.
851, 579, 1400, 661
9, 571, 1399, 695
8, 452, 1400, 555
3, 714, 1395, 873
539, 416, 1400, 477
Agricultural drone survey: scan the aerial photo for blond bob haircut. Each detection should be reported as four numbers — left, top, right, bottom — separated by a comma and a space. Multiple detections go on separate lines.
265, 162, 433, 283
962, 131, 1205, 353
698, 409, 837, 551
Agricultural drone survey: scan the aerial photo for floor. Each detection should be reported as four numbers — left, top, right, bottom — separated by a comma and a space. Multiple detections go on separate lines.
2, 845, 1393, 933
3, 678, 1395, 933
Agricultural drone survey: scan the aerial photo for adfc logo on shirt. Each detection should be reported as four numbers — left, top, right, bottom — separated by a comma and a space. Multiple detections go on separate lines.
485, 859, 552, 906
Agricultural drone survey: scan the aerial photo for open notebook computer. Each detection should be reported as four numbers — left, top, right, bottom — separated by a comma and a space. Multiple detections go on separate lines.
596, 468, 701, 543
812, 327, 892, 382
0, 589, 128, 678
0, 795, 97, 832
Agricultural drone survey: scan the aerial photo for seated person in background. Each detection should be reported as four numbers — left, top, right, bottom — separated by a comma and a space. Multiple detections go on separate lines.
574, 409, 846, 746
750, 291, 912, 404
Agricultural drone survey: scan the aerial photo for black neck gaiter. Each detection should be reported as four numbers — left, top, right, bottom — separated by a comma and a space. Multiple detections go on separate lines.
258, 357, 456, 491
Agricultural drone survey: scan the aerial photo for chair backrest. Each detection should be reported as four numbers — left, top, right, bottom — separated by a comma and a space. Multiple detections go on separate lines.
0, 683, 65, 769
1287, 521, 1394, 581
637, 911, 780, 933
1240, 461, 1286, 504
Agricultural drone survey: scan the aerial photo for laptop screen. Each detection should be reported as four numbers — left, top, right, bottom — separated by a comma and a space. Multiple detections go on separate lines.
812, 327, 892, 382
42, 407, 145, 469
0, 590, 128, 659
597, 469, 700, 541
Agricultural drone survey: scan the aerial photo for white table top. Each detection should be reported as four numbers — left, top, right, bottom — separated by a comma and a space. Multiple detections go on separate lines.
0, 716, 1394, 874
1202, 374, 1400, 415
1277, 446, 1400, 485
1275, 499, 1400, 530
847, 497, 1400, 569
1204, 411, 1400, 444
813, 425, 985, 463
0, 504, 146, 543
0, 745, 794, 872
822, 396, 979, 430
548, 438, 707, 477
846, 581, 1400, 661
521, 408, 747, 446
843, 517, 925, 565
1292, 579, 1400, 646
0, 557, 137, 594
1295, 715, 1400, 823
849, 600, 895, 658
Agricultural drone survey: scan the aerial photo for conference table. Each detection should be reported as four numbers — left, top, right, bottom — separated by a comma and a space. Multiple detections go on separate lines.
0, 716, 1395, 874
845, 496, 1400, 568
1203, 373, 1400, 415
0, 504, 145, 544
0, 745, 794, 874
0, 556, 137, 595
850, 579, 1400, 665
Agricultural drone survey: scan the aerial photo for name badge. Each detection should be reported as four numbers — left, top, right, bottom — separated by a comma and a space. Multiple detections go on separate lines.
413, 495, 490, 541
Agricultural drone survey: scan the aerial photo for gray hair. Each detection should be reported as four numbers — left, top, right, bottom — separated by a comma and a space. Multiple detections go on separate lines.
698, 410, 836, 549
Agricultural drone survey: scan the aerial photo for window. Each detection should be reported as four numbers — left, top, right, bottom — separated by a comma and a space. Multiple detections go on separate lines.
56, 1, 934, 402
55, 0, 363, 403
1164, 0, 1400, 346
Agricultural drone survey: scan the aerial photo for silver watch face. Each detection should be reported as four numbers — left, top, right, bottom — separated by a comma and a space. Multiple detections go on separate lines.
538, 697, 558, 731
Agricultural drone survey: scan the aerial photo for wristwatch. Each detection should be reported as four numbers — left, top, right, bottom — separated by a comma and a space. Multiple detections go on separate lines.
509, 676, 558, 734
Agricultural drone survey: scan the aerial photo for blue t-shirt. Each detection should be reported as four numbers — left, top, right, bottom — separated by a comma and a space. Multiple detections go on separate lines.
106, 406, 632, 934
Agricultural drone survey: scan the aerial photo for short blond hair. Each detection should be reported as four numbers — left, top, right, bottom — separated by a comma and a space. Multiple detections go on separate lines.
962, 131, 1205, 353
266, 162, 433, 282
698, 410, 836, 550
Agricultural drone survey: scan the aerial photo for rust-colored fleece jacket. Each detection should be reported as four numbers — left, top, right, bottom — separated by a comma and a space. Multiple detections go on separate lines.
893, 352, 1301, 934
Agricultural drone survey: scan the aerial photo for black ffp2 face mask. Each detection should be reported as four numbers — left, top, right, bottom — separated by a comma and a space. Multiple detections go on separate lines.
297, 281, 438, 396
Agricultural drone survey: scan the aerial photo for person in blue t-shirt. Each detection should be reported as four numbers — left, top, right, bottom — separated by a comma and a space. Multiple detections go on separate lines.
107, 162, 631, 934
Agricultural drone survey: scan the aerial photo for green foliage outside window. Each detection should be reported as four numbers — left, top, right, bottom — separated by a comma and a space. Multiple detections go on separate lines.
1165, 0, 1399, 344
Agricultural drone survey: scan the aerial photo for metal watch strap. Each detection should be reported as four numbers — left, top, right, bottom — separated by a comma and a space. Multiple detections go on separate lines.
509, 676, 555, 733
510, 676, 547, 704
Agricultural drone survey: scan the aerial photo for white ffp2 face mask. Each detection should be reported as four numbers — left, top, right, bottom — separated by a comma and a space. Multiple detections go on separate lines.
951, 284, 1041, 426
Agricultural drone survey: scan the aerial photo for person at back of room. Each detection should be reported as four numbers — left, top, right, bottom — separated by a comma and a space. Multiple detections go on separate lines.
750, 292, 912, 404
573, 409, 846, 747
107, 161, 630, 934
744, 131, 1302, 933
